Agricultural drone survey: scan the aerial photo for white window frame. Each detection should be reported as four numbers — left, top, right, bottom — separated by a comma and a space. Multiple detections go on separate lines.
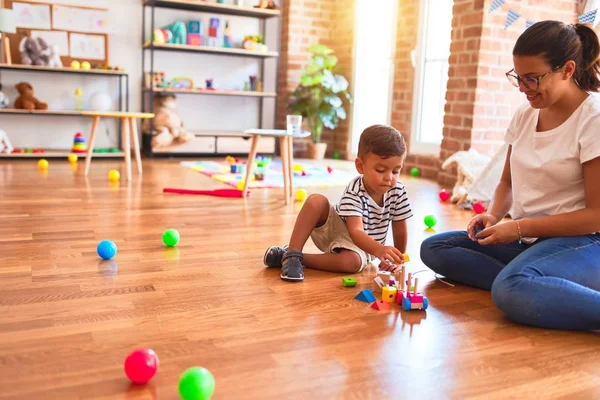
410, 0, 448, 156
348, 0, 399, 159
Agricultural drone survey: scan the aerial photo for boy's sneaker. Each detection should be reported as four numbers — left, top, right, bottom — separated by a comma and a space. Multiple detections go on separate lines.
263, 245, 288, 268
280, 250, 304, 282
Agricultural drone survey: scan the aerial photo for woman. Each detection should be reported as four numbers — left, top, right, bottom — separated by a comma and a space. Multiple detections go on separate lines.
420, 21, 600, 331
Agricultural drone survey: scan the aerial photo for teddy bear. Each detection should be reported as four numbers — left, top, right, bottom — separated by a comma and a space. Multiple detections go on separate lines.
14, 82, 48, 110
143, 92, 193, 148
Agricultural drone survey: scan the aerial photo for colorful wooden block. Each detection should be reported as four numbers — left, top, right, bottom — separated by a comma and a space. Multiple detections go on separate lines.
342, 277, 357, 287
188, 20, 202, 34
371, 300, 391, 311
382, 285, 397, 303
187, 33, 202, 45
354, 289, 376, 303
373, 276, 385, 289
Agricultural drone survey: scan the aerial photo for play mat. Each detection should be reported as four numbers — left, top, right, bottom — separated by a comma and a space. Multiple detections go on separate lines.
181, 159, 357, 189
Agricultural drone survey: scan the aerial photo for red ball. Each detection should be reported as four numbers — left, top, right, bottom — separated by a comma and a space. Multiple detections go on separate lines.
473, 201, 486, 214
124, 349, 159, 384
327, 166, 333, 174
439, 189, 451, 202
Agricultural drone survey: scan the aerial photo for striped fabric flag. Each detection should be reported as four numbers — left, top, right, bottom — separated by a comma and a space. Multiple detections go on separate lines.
525, 20, 536, 29
504, 9, 521, 30
488, 0, 505, 14
578, 9, 597, 24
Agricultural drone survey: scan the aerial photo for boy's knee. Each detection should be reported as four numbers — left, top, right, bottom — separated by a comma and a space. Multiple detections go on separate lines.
306, 193, 329, 207
339, 250, 363, 273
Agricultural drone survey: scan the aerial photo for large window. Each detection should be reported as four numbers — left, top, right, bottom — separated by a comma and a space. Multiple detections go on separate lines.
411, 0, 454, 155
350, 0, 398, 156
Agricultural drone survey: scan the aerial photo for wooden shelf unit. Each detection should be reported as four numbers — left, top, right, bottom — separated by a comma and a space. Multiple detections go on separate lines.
142, 0, 281, 157
0, 150, 124, 159
0, 64, 130, 159
143, 42, 279, 58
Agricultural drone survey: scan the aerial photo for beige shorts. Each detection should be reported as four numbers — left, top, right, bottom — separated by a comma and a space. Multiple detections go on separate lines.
310, 205, 370, 272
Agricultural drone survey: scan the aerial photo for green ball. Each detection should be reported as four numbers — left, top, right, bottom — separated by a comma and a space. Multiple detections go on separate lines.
410, 167, 420, 177
162, 229, 180, 247
333, 151, 341, 160
178, 367, 215, 400
424, 215, 437, 228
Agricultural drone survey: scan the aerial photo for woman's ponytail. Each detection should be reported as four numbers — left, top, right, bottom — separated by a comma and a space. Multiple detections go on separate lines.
574, 23, 600, 92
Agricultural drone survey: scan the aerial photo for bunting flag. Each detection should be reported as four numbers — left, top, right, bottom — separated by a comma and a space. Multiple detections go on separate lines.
504, 9, 521, 30
488, 0, 505, 14
525, 19, 536, 29
578, 9, 598, 25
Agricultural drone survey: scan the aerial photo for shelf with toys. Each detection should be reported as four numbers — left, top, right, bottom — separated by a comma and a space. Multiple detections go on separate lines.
143, 42, 278, 58
143, 0, 280, 18
141, 0, 281, 157
0, 63, 128, 77
144, 87, 276, 97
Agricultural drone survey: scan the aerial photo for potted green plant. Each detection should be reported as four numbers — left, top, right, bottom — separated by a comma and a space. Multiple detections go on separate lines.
288, 44, 352, 160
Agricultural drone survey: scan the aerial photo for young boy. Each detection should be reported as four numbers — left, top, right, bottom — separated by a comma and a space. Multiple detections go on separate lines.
264, 124, 413, 281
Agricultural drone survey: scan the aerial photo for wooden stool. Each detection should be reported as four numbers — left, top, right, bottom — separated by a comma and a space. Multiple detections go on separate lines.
242, 129, 311, 205
81, 111, 154, 181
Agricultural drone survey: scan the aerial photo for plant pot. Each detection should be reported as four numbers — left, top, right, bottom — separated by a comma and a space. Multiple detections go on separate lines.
307, 142, 327, 160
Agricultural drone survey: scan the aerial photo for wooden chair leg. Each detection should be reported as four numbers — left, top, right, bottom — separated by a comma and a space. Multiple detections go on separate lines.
122, 118, 132, 181
287, 136, 294, 201
84, 116, 100, 176
129, 118, 142, 174
279, 136, 290, 205
242, 135, 260, 198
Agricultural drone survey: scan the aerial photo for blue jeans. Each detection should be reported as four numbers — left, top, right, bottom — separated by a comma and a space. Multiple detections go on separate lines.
420, 231, 600, 330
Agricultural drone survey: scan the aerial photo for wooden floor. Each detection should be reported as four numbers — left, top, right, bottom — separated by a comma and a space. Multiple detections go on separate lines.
0, 158, 598, 400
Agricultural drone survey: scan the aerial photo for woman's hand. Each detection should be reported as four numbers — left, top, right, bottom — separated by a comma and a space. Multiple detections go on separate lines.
476, 220, 520, 245
467, 214, 499, 240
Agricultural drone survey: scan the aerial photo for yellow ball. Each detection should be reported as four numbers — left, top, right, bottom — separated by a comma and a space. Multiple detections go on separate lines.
236, 181, 245, 190
295, 188, 308, 202
108, 169, 120, 181
38, 159, 48, 169
68, 154, 78, 163
81, 61, 91, 70
292, 164, 304, 173
71, 60, 81, 69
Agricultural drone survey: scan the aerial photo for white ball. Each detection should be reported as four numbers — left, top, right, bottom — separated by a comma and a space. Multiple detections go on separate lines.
89, 92, 112, 112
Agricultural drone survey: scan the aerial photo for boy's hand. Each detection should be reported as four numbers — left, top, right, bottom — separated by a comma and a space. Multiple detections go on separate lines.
379, 259, 403, 273
376, 245, 404, 265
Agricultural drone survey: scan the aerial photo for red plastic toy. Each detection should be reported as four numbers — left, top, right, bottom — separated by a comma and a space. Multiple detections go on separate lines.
439, 189, 451, 202
124, 349, 159, 384
163, 188, 250, 198
473, 201, 486, 214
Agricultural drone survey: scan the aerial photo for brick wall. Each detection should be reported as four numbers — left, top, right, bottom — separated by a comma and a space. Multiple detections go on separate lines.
437, 0, 577, 187
275, 0, 354, 159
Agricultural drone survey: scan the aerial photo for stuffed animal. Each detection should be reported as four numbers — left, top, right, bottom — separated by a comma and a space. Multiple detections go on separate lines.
20, 37, 48, 66
143, 92, 193, 148
153, 21, 186, 45
0, 129, 13, 154
14, 82, 48, 110
0, 84, 9, 109
43, 44, 63, 67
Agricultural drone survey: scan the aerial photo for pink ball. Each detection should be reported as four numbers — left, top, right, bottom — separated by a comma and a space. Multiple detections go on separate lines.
473, 201, 486, 214
439, 189, 451, 202
327, 166, 333, 174
124, 349, 159, 384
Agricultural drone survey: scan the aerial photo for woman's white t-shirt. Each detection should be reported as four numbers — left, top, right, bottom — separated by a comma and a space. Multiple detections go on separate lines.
505, 93, 600, 239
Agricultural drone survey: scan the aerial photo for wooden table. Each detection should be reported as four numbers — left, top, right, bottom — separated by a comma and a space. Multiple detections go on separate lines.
242, 129, 311, 205
81, 111, 154, 181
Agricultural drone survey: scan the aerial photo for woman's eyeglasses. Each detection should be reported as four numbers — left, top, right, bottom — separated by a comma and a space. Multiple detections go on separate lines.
505, 65, 562, 90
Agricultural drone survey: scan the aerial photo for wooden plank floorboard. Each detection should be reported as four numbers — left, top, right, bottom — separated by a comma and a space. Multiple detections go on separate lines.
0, 158, 598, 399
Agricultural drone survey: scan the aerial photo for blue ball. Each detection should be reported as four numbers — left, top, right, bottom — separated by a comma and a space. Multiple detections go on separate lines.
97, 240, 117, 260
